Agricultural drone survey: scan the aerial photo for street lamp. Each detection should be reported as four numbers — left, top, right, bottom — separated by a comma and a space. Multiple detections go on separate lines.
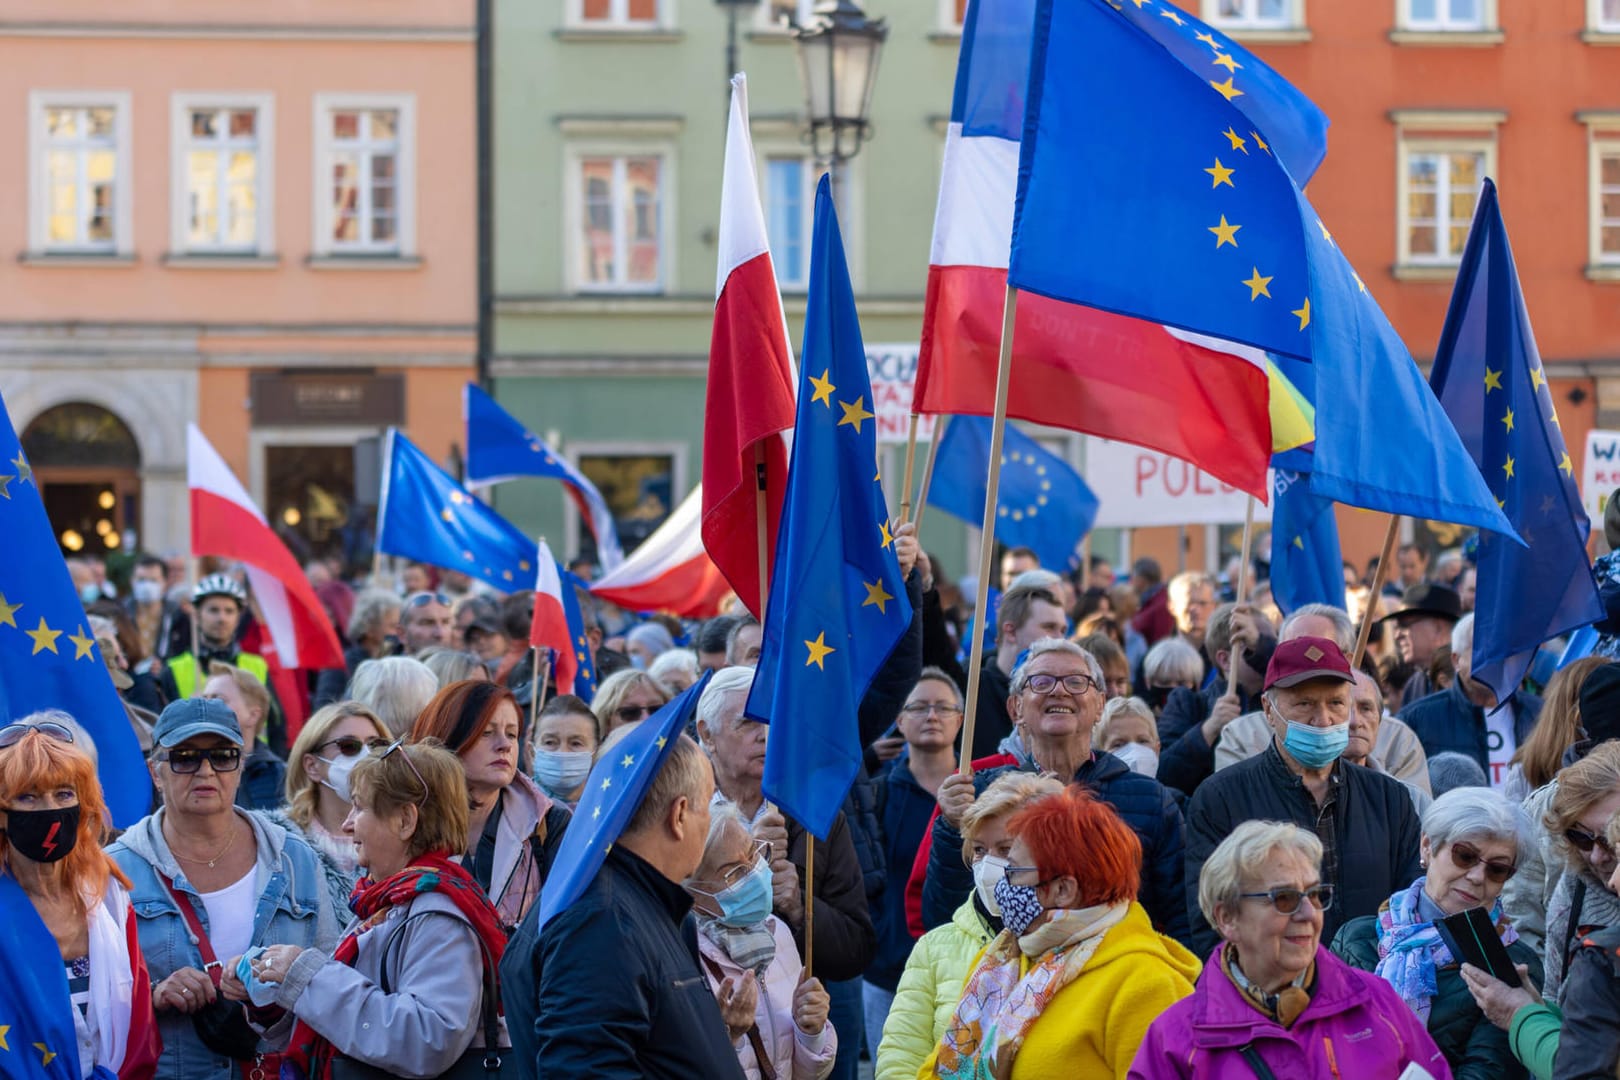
794, 0, 888, 167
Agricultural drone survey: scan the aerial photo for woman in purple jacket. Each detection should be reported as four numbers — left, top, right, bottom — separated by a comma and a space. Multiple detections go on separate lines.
1130, 820, 1452, 1079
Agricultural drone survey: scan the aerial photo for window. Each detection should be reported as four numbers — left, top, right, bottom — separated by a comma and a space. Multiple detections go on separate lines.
1400, 0, 1489, 31
572, 154, 666, 291
1593, 0, 1620, 32
312, 94, 415, 258
1596, 145, 1620, 265
757, 0, 815, 29
1205, 0, 1297, 30
1400, 145, 1488, 265
172, 95, 273, 256
575, 448, 682, 559
764, 156, 814, 289
571, 0, 663, 27
29, 92, 132, 256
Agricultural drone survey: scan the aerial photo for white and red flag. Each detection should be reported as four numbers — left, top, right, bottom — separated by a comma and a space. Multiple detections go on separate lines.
700, 72, 797, 617
591, 485, 730, 619
529, 538, 577, 695
187, 424, 344, 671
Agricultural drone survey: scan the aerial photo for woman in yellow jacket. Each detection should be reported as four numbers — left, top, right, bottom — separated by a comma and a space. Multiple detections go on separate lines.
876, 774, 1063, 1080
921, 785, 1200, 1080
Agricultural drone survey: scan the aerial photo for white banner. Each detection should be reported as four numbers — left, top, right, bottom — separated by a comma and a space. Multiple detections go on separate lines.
1582, 428, 1620, 522
1085, 437, 1272, 528
864, 342, 937, 445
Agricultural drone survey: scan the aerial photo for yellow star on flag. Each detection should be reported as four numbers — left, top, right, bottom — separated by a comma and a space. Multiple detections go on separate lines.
1503, 455, 1516, 480
1561, 451, 1574, 475
1501, 407, 1515, 433
1483, 367, 1503, 393
0, 1023, 9, 1050
1317, 219, 1333, 242
1209, 215, 1241, 248
601, 776, 612, 791
1210, 77, 1243, 102
11, 452, 29, 485
1252, 131, 1270, 153
804, 631, 836, 670
1159, 7, 1184, 24
1242, 268, 1273, 300
862, 579, 894, 615
1291, 298, 1310, 329
1222, 127, 1248, 153
621, 753, 636, 768
1549, 408, 1563, 428
809, 369, 836, 407
880, 520, 895, 549
1128, 0, 1149, 7
26, 617, 61, 656
68, 625, 95, 661
1292, 535, 1305, 550
440, 508, 453, 522
34, 1044, 54, 1067
1531, 366, 1547, 390
1212, 52, 1241, 72
1195, 30, 1219, 47
655, 735, 668, 750
1205, 158, 1235, 189
0, 473, 13, 499
0, 592, 18, 628
837, 397, 875, 433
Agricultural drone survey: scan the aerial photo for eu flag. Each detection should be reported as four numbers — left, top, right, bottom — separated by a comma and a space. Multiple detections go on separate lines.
927, 416, 1098, 572
536, 671, 711, 931
1429, 179, 1602, 699
377, 428, 537, 593
0, 876, 85, 1077
1269, 468, 1344, 616
463, 384, 624, 571
559, 568, 599, 704
745, 176, 913, 840
1006, 0, 1509, 535
0, 393, 148, 827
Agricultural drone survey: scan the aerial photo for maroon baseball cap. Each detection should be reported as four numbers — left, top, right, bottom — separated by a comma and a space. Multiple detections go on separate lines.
1264, 636, 1354, 691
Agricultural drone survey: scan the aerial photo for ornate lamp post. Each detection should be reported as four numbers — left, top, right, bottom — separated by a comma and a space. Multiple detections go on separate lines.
794, 0, 888, 172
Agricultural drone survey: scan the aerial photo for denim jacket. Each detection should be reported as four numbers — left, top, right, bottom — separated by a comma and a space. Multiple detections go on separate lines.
108, 808, 341, 1080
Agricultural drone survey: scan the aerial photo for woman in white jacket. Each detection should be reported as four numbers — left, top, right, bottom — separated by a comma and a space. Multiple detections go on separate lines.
687, 801, 836, 1080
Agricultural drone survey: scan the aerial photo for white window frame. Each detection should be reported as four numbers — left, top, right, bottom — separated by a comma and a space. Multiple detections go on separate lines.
563, 439, 688, 562
565, 0, 670, 30
937, 0, 968, 31
28, 90, 134, 257
1586, 119, 1620, 273
1395, 133, 1497, 268
170, 93, 275, 256
563, 139, 675, 294
1590, 0, 1620, 33
755, 150, 819, 292
1397, 0, 1493, 31
754, 0, 814, 31
311, 92, 417, 259
1201, 0, 1304, 31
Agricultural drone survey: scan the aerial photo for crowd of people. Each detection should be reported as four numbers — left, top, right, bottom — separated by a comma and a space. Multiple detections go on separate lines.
10, 514, 1620, 1080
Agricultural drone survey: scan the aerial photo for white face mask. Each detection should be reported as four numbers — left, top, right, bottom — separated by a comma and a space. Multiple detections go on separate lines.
1110, 741, 1160, 778
973, 855, 1009, 917
132, 579, 165, 605
319, 751, 366, 803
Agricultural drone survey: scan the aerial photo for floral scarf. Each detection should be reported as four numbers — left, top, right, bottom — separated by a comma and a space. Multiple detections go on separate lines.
1373, 876, 1518, 1023
934, 901, 1128, 1080
285, 850, 508, 1080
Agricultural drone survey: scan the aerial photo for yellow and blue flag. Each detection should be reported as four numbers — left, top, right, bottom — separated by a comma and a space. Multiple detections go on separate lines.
1006, 0, 1509, 535
0, 876, 87, 1077
1429, 179, 1602, 698
746, 176, 912, 840
0, 393, 147, 827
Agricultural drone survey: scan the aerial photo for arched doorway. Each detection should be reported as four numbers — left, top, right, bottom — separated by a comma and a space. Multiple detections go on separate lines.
21, 403, 141, 555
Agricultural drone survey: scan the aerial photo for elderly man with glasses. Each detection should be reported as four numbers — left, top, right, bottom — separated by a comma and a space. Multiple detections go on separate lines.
918, 639, 1190, 946
399, 590, 454, 655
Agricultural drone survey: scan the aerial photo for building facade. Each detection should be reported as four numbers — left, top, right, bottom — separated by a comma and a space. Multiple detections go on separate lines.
0, 0, 477, 564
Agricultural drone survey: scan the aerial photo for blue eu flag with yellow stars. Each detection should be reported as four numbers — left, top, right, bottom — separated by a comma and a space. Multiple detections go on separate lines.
537, 671, 711, 930
1007, 0, 1510, 536
746, 176, 913, 840
0, 393, 148, 828
1269, 467, 1344, 616
1429, 179, 1602, 699
377, 428, 537, 593
0, 876, 86, 1078
928, 416, 1098, 572
559, 567, 598, 704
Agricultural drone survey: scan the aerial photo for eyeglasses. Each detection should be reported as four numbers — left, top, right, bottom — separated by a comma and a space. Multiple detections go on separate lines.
720, 840, 772, 889
0, 721, 76, 750
616, 704, 657, 724
317, 736, 390, 758
1003, 864, 1057, 887
900, 702, 964, 718
1240, 885, 1335, 914
1565, 826, 1617, 859
1021, 673, 1102, 697
160, 747, 242, 774
404, 592, 452, 609
1448, 840, 1517, 884
378, 739, 429, 805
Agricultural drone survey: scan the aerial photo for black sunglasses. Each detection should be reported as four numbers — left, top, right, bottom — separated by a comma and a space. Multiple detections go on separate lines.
160, 747, 242, 774
616, 704, 657, 724
0, 721, 75, 749
317, 736, 390, 758
1448, 840, 1517, 884
1566, 826, 1617, 858
1240, 884, 1335, 914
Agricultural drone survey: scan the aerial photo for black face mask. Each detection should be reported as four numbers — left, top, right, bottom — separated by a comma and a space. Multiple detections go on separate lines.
1144, 685, 1176, 712
5, 804, 80, 864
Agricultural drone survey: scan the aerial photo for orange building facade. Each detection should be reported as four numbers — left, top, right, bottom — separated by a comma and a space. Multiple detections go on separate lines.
0, 1, 476, 562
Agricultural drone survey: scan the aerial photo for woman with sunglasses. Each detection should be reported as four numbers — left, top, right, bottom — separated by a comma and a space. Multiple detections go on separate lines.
409, 680, 570, 931
0, 720, 161, 1079
267, 702, 393, 916
1131, 820, 1450, 1079
592, 669, 671, 737
685, 801, 835, 1080
108, 698, 340, 1080
1330, 787, 1538, 1079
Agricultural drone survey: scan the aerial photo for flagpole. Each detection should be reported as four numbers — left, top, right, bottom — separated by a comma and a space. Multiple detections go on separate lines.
913, 415, 948, 544
898, 413, 921, 523
1235, 495, 1256, 603
1352, 515, 1402, 668
754, 442, 770, 623
188, 555, 200, 666
957, 286, 1019, 775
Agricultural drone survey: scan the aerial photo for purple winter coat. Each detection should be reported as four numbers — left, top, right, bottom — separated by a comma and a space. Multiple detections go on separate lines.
1128, 944, 1452, 1079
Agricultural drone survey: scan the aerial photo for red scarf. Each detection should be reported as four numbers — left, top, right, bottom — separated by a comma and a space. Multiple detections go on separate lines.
286, 850, 507, 1079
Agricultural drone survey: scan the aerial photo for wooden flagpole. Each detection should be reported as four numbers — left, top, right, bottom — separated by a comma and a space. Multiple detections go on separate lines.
1352, 515, 1402, 668
898, 413, 921, 524
957, 286, 1019, 775
912, 416, 948, 545
1235, 495, 1257, 603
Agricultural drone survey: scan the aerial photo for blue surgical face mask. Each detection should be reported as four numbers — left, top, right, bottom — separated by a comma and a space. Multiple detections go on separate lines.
533, 750, 594, 798
78, 583, 101, 605
710, 858, 774, 929
1283, 718, 1351, 769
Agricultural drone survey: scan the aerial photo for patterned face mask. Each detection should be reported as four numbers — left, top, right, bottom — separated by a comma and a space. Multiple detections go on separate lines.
994, 875, 1046, 937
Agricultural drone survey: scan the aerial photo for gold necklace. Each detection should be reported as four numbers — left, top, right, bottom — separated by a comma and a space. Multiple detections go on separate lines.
167, 821, 238, 869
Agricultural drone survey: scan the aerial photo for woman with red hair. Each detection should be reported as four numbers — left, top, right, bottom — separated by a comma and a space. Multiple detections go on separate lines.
0, 718, 161, 1078
409, 679, 570, 930
924, 785, 1199, 1079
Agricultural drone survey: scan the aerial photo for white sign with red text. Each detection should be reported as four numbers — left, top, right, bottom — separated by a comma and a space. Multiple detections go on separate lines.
1582, 429, 1620, 523
864, 343, 937, 445
1085, 437, 1273, 528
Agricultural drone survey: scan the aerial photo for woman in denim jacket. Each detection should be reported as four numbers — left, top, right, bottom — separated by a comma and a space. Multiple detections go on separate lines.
108, 699, 340, 1080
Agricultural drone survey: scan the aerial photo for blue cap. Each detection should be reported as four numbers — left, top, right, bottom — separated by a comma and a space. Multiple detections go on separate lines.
152, 698, 243, 748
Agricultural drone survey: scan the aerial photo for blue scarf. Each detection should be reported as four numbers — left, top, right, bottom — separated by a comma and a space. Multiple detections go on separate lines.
1372, 877, 1517, 1024
0, 873, 107, 1079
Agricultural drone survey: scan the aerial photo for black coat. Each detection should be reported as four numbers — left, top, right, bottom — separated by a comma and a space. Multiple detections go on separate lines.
527, 844, 745, 1080
783, 809, 879, 982
1397, 683, 1543, 783
1553, 924, 1620, 1080
1184, 743, 1422, 959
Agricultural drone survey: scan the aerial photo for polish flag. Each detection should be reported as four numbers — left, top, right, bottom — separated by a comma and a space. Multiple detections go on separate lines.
591, 485, 730, 619
913, 0, 1273, 498
529, 538, 578, 695
701, 73, 797, 618
187, 425, 345, 672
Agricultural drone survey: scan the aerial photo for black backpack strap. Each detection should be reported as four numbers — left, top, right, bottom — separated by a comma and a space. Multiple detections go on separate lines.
1562, 877, 1590, 977
1238, 1044, 1278, 1080
377, 908, 505, 1073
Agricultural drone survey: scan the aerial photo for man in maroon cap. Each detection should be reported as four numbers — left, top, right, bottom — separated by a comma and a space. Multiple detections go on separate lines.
1181, 636, 1422, 958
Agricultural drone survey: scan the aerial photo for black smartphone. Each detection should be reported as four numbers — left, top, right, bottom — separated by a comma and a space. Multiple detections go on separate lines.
1435, 907, 1522, 987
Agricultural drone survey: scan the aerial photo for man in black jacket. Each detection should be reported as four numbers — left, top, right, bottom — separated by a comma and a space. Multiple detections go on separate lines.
1184, 636, 1421, 959
529, 733, 745, 1079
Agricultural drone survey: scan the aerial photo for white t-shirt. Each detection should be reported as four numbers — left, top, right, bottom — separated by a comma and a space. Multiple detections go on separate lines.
199, 870, 259, 965
1484, 702, 1517, 789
